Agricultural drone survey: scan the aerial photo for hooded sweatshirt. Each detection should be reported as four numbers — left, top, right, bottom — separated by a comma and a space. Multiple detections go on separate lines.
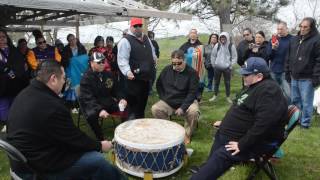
211, 32, 237, 70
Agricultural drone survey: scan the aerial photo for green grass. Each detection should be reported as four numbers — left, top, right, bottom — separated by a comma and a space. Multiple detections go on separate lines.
1, 35, 320, 180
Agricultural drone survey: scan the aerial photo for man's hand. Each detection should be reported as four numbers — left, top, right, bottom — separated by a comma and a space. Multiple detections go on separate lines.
101, 140, 113, 152
225, 141, 240, 156
271, 41, 279, 50
175, 108, 184, 116
127, 71, 135, 80
99, 110, 109, 118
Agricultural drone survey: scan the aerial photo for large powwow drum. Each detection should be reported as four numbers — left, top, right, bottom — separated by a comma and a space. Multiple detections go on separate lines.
114, 118, 186, 178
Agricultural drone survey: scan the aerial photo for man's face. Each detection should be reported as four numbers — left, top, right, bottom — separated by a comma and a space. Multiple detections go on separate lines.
277, 24, 288, 37
243, 30, 252, 41
189, 29, 198, 41
243, 73, 262, 86
220, 36, 227, 44
91, 60, 105, 72
68, 35, 77, 46
299, 20, 311, 36
171, 57, 186, 72
51, 67, 66, 94
131, 24, 143, 38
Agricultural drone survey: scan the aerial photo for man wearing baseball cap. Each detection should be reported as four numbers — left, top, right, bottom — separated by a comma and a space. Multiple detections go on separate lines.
80, 52, 127, 140
117, 17, 157, 119
190, 57, 288, 179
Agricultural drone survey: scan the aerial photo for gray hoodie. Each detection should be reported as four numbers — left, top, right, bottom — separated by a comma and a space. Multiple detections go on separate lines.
211, 32, 237, 70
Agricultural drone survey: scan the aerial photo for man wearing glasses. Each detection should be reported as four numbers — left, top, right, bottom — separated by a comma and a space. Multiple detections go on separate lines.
190, 57, 287, 179
80, 52, 127, 140
285, 17, 320, 129
117, 17, 157, 120
151, 50, 199, 144
237, 28, 255, 66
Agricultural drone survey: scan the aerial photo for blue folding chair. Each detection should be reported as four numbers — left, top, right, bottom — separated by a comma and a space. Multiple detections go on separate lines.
247, 105, 302, 180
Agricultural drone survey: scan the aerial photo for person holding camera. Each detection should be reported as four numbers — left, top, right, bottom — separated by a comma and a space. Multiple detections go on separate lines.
117, 17, 157, 120
244, 31, 269, 63
0, 29, 29, 130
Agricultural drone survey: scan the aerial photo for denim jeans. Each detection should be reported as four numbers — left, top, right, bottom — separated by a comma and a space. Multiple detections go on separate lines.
19, 151, 126, 180
271, 72, 291, 102
206, 67, 214, 90
291, 79, 314, 127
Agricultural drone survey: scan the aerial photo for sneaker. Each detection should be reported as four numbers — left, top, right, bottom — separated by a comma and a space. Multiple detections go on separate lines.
1, 125, 6, 132
209, 95, 217, 102
226, 97, 233, 104
71, 108, 79, 114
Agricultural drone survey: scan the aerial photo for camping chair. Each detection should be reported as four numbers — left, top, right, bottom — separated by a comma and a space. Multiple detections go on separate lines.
247, 105, 302, 180
74, 85, 126, 129
0, 138, 42, 180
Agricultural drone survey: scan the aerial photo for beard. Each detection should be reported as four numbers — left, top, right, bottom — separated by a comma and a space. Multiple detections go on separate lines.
134, 31, 143, 38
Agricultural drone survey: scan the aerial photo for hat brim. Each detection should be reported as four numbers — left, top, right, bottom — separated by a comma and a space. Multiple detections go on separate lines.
240, 68, 253, 75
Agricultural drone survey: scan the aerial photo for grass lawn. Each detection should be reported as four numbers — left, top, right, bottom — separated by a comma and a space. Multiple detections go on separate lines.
1, 35, 320, 180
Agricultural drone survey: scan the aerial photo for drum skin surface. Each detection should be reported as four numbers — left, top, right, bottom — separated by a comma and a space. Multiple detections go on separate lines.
114, 118, 186, 178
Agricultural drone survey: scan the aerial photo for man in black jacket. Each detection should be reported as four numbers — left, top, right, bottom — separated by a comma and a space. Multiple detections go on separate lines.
151, 50, 199, 144
80, 52, 127, 140
6, 60, 124, 179
191, 57, 288, 180
285, 17, 320, 129
237, 28, 255, 66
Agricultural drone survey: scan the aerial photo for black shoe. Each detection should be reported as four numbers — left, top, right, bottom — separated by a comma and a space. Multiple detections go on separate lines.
189, 166, 200, 174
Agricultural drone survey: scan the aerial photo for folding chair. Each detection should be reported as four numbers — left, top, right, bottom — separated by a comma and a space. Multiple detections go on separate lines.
0, 138, 41, 180
247, 105, 302, 180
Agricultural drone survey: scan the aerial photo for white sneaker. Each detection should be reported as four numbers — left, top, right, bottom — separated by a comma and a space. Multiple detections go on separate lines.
226, 97, 233, 104
209, 95, 217, 102
71, 108, 79, 114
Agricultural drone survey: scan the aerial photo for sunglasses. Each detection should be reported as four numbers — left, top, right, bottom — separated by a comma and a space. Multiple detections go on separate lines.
172, 61, 183, 66
96, 61, 105, 65
37, 40, 46, 45
133, 24, 143, 28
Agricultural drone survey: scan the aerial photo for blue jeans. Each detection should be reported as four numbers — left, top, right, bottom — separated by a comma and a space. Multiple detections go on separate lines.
206, 67, 214, 90
271, 72, 291, 102
19, 151, 126, 180
291, 79, 314, 127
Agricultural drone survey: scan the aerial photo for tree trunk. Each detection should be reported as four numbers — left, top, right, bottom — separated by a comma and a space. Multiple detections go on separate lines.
217, 0, 232, 32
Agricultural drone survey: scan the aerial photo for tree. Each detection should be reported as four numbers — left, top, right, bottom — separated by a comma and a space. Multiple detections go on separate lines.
138, 0, 289, 32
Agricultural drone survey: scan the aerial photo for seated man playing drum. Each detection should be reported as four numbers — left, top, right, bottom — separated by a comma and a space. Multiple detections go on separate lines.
80, 52, 127, 140
151, 50, 200, 144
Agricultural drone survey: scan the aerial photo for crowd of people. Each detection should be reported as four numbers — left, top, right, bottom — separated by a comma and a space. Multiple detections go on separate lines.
0, 16, 320, 179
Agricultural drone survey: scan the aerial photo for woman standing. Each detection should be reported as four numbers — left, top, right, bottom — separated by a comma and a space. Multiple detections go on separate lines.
0, 29, 29, 130
204, 34, 219, 91
244, 31, 269, 62
62, 34, 88, 108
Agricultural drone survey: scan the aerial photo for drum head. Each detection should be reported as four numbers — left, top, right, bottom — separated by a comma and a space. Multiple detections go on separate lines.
114, 118, 185, 150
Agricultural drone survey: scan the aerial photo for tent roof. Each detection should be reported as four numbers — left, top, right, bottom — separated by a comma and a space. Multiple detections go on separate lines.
0, 0, 192, 28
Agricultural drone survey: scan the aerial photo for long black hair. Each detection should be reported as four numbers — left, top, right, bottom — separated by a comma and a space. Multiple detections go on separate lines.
32, 29, 44, 42
207, 33, 219, 45
0, 28, 14, 48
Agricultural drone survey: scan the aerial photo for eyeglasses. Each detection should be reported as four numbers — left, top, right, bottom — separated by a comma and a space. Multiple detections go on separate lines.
37, 40, 46, 45
96, 61, 105, 65
172, 61, 183, 66
243, 34, 250, 37
133, 24, 143, 28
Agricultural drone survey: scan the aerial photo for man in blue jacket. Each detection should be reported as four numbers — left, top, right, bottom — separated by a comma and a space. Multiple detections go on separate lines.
267, 21, 292, 101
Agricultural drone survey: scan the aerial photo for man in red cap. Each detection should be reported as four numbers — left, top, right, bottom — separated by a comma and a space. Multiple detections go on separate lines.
117, 17, 157, 119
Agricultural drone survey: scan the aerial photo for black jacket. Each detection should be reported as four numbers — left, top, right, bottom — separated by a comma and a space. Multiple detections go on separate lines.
61, 43, 87, 68
244, 41, 269, 63
0, 46, 29, 97
79, 68, 125, 118
237, 38, 255, 66
6, 80, 101, 173
285, 29, 320, 81
156, 65, 199, 111
219, 78, 288, 152
179, 39, 202, 54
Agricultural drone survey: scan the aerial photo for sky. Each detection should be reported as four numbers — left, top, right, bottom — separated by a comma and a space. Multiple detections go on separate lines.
55, 0, 320, 44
